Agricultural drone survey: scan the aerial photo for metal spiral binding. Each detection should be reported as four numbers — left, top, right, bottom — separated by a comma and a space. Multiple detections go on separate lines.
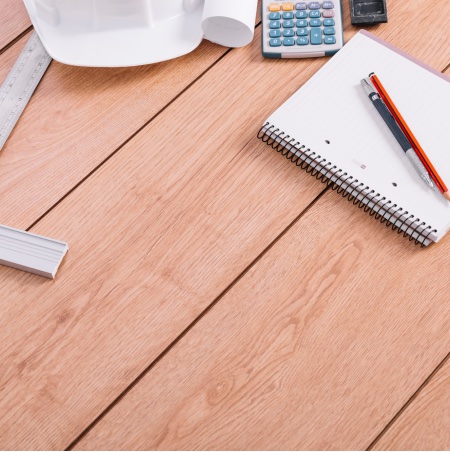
258, 122, 437, 247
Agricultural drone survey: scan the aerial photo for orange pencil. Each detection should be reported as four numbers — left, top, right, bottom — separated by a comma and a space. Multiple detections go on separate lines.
369, 73, 450, 201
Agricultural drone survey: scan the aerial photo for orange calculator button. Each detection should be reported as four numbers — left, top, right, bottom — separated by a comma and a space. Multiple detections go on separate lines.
269, 3, 281, 11
282, 2, 294, 10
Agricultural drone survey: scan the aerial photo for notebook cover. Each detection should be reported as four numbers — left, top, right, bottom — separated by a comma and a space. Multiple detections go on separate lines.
265, 31, 450, 242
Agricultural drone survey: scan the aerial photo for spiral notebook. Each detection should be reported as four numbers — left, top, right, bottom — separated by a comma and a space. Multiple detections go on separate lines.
259, 30, 450, 246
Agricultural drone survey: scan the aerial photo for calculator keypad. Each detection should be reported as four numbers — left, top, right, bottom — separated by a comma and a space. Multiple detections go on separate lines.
267, 1, 338, 48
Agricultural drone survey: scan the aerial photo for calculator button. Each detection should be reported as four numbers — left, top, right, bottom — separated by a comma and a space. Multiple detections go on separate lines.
310, 28, 322, 44
322, 9, 335, 17
270, 38, 282, 46
323, 18, 335, 26
297, 36, 309, 45
283, 11, 294, 19
269, 3, 281, 11
270, 29, 282, 37
283, 20, 295, 27
308, 2, 320, 9
296, 19, 308, 27
282, 2, 294, 10
269, 20, 281, 28
310, 18, 321, 26
283, 28, 295, 36
324, 36, 336, 44
323, 27, 335, 35
309, 10, 321, 17
322, 1, 334, 8
283, 37, 295, 45
269, 12, 281, 20
296, 10, 308, 18
296, 28, 308, 36
295, 2, 307, 9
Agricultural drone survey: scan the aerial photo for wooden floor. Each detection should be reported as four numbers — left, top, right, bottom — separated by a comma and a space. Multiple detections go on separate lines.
1, 1, 449, 450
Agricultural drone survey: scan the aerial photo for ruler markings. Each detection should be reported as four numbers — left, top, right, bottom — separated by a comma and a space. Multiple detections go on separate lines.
0, 31, 52, 150
0, 32, 68, 278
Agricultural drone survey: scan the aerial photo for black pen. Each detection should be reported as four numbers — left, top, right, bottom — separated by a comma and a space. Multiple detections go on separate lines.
360, 78, 435, 190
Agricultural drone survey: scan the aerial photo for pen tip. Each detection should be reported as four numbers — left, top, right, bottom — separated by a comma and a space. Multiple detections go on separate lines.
443, 191, 450, 202
420, 173, 435, 190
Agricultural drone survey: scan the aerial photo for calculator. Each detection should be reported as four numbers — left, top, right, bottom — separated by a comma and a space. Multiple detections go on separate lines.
261, 1, 344, 58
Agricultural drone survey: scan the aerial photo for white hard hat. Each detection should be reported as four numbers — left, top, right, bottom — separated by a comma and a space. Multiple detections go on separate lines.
23, 0, 205, 66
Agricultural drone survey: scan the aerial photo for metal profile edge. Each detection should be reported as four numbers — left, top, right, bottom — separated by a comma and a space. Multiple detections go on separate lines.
0, 224, 68, 279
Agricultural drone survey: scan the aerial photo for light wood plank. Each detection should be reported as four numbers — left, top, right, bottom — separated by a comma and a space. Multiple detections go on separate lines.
0, 0, 30, 51
74, 189, 450, 451
373, 355, 450, 450
0, 28, 28, 83
0, 6, 262, 232
0, 34, 229, 230
1, 2, 449, 451
0, 28, 326, 451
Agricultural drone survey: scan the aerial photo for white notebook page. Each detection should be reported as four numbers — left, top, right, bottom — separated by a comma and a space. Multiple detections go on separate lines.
266, 31, 450, 241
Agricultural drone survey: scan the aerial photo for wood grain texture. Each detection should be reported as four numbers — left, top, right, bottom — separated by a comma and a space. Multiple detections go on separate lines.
374, 355, 450, 450
74, 189, 450, 451
0, 4, 262, 232
0, 27, 28, 83
0, 0, 31, 52
0, 2, 449, 451
0, 27, 327, 451
0, 34, 228, 230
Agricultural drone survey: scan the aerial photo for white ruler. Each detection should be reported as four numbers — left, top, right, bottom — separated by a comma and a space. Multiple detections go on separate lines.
0, 31, 68, 278
0, 31, 52, 150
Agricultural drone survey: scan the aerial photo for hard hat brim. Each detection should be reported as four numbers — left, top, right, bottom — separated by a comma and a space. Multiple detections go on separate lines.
23, 0, 204, 67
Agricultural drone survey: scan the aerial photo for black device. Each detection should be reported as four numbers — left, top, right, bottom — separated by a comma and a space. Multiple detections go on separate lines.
350, 0, 387, 25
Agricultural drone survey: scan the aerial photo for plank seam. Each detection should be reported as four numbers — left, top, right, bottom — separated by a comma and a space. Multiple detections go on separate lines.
366, 350, 450, 450
365, 60, 450, 450
5, 19, 447, 447
65, 186, 328, 450
0, 26, 33, 57
25, 19, 261, 232
25, 46, 236, 232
